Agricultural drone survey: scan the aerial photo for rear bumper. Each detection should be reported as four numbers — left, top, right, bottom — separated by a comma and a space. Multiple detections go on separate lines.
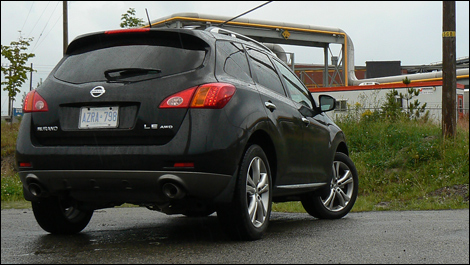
19, 169, 235, 204
15, 103, 248, 208
16, 110, 246, 175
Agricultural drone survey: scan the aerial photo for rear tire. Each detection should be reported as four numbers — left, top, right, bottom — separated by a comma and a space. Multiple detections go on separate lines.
301, 152, 358, 219
217, 144, 272, 240
32, 196, 93, 234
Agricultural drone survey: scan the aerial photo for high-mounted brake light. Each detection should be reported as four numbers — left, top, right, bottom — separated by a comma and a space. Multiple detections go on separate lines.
104, 28, 150, 34
159, 83, 236, 109
23, 90, 49, 113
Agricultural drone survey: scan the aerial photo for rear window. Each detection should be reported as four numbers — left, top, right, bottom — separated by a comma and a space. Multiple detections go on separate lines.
54, 32, 208, 84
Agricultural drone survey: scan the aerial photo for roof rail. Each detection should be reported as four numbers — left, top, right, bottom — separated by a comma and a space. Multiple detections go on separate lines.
206, 27, 274, 55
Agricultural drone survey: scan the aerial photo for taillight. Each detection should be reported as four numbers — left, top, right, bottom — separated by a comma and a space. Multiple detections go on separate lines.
159, 83, 236, 109
159, 86, 198, 108
23, 90, 49, 113
190, 83, 236, 109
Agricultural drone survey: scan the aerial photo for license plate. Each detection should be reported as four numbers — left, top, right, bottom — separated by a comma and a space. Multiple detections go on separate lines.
79, 106, 119, 129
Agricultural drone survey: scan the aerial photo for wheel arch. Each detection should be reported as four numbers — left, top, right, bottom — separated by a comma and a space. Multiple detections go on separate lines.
245, 130, 278, 187
335, 141, 349, 156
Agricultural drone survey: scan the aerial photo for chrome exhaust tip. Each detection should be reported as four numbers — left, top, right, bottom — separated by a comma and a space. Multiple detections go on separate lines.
162, 182, 186, 199
28, 182, 43, 197
25, 174, 49, 198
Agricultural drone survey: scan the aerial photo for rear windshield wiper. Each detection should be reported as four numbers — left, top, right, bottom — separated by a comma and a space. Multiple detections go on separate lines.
104, 68, 162, 81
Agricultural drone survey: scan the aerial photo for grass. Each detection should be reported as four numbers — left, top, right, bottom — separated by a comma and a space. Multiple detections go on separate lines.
342, 116, 468, 212
1, 121, 23, 207
2, 117, 469, 212
274, 115, 469, 213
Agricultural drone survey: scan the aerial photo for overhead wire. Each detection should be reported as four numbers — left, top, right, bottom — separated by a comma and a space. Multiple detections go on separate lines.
33, 14, 62, 52
26, 1, 51, 39
32, 1, 60, 52
20, 1, 35, 33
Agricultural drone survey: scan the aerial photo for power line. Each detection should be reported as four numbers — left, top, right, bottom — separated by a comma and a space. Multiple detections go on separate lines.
33, 13, 62, 52
26, 1, 51, 38
20, 1, 35, 33
32, 1, 60, 52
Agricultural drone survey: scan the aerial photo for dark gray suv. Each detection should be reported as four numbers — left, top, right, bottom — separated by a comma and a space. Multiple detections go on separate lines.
16, 27, 358, 240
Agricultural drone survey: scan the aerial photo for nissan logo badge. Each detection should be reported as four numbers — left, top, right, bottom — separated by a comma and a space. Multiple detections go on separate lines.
90, 86, 105, 98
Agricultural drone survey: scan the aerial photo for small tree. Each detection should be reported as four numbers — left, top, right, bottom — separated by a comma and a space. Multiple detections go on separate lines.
381, 89, 403, 121
1, 34, 35, 121
399, 77, 428, 120
120, 8, 145, 28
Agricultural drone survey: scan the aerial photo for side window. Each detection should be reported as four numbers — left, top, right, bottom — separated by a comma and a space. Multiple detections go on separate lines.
246, 48, 286, 96
273, 60, 314, 109
216, 41, 253, 83
335, 99, 348, 111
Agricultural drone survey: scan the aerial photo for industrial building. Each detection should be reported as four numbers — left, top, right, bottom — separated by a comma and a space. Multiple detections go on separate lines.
146, 13, 469, 123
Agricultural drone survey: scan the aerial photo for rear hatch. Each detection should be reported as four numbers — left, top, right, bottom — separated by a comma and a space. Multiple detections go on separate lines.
29, 28, 213, 146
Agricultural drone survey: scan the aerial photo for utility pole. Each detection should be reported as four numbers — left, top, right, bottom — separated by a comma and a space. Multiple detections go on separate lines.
30, 63, 33, 91
8, 66, 12, 121
442, 1, 456, 138
63, 1, 68, 55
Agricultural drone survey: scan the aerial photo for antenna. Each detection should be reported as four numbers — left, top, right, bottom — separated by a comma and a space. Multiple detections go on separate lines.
219, 1, 273, 28
145, 8, 152, 28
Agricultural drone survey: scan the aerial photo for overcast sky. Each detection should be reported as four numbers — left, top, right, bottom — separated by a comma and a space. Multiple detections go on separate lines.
1, 1, 469, 114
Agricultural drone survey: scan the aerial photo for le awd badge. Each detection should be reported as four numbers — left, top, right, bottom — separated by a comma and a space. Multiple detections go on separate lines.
144, 124, 174, 130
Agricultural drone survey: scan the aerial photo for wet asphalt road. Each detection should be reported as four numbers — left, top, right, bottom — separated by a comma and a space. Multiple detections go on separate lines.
1, 207, 469, 264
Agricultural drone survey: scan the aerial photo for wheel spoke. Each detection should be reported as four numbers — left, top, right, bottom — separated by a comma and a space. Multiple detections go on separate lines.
258, 184, 269, 195
337, 170, 353, 187
257, 172, 267, 190
258, 173, 269, 194
250, 198, 258, 224
256, 198, 266, 222
246, 173, 256, 188
323, 189, 336, 210
334, 161, 341, 179
335, 188, 347, 207
252, 158, 261, 185
246, 185, 256, 195
248, 195, 257, 219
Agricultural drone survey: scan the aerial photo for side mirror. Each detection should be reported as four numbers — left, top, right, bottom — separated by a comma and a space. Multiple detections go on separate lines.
319, 95, 336, 112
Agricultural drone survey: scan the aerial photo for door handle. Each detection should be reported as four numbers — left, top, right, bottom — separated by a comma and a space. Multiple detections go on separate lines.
302, 117, 310, 126
265, 102, 276, 111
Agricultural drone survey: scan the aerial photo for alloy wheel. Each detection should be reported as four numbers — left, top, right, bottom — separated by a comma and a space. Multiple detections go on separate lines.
321, 160, 355, 212
246, 156, 270, 228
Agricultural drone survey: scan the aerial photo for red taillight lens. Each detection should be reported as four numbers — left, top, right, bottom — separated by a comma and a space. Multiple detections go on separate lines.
173, 162, 194, 168
23, 90, 49, 113
159, 86, 198, 108
19, 162, 32, 168
159, 83, 236, 109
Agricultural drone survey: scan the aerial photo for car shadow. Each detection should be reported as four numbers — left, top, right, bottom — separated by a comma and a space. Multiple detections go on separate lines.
27, 211, 359, 262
